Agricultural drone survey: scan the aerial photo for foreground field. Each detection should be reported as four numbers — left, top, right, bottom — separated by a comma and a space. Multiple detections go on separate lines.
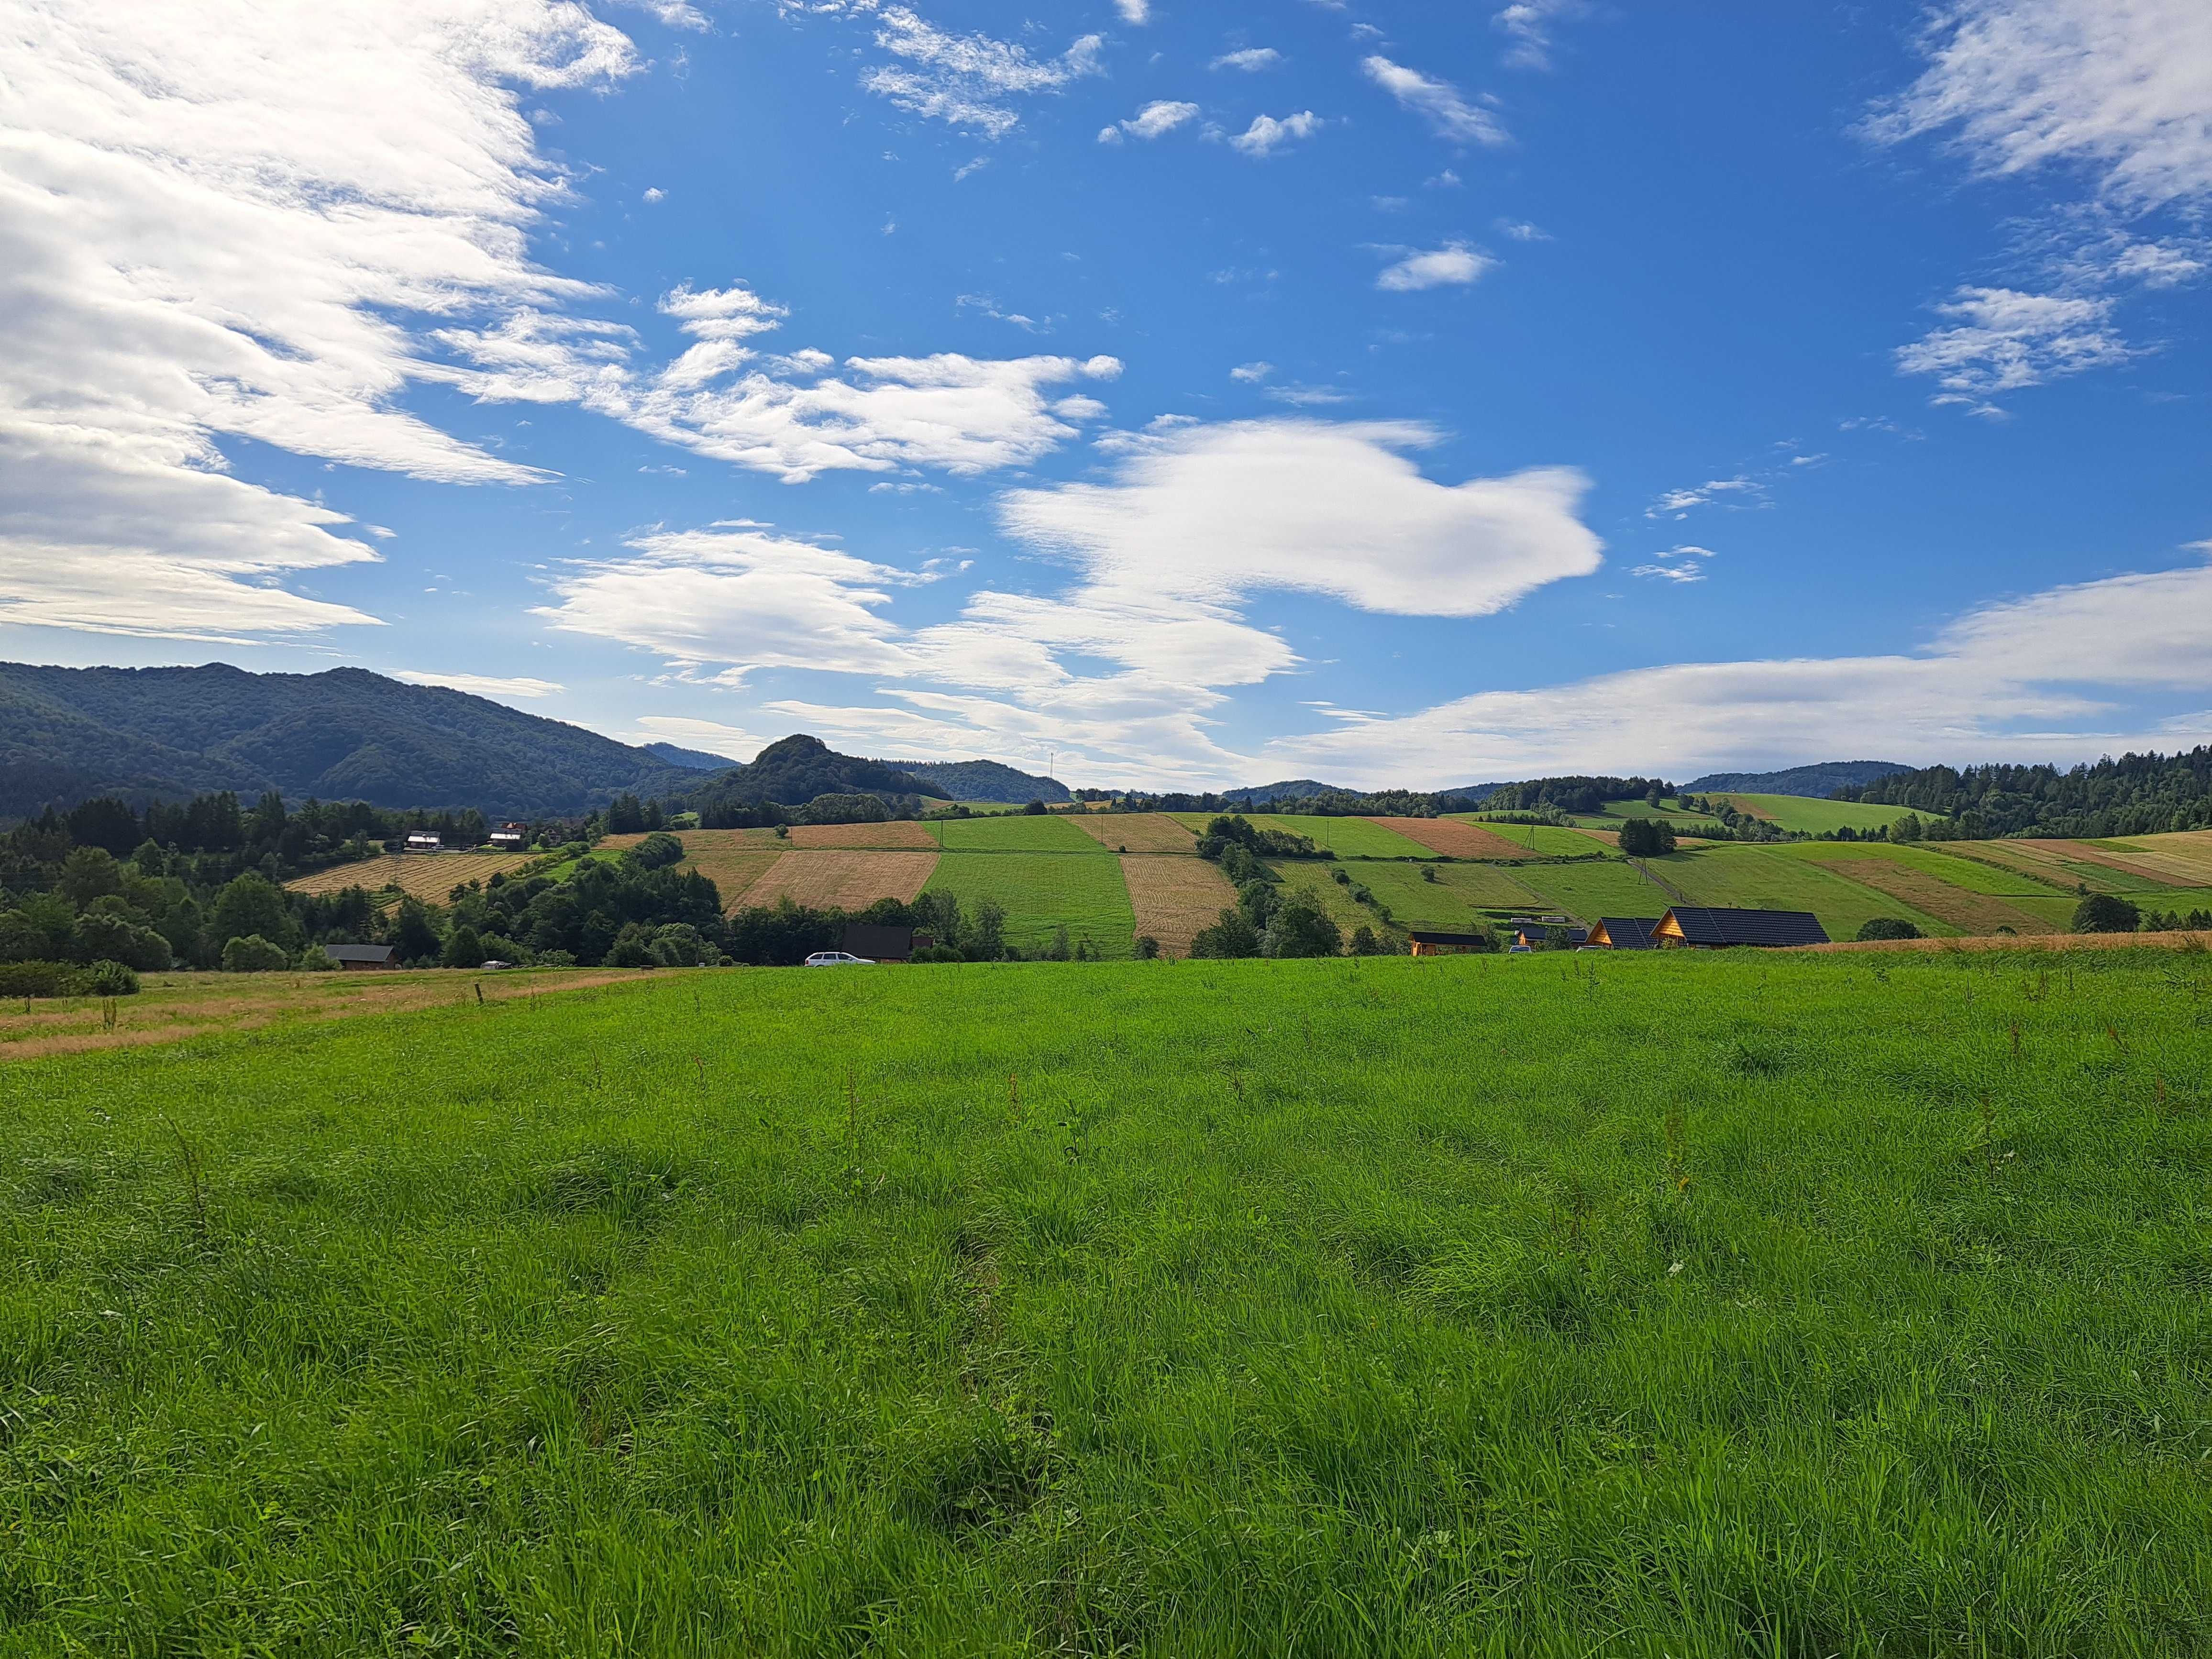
5, 949, 2206, 1653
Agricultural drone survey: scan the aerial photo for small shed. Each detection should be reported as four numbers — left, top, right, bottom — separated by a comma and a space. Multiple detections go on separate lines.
326, 944, 398, 971
405, 831, 443, 853
1653, 907, 1829, 948
1586, 917, 1660, 950
1407, 929, 1489, 957
841, 924, 934, 962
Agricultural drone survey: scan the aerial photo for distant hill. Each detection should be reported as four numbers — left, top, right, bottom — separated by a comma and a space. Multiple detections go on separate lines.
892, 758, 1068, 804
1226, 779, 1345, 806
686, 735, 935, 809
0, 661, 696, 818
1686, 762, 1913, 799
642, 741, 733, 771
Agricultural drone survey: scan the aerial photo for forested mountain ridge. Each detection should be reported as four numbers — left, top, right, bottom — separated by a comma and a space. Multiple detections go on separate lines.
1686, 762, 1911, 798
1837, 749, 2212, 838
0, 663, 697, 818
890, 758, 1069, 804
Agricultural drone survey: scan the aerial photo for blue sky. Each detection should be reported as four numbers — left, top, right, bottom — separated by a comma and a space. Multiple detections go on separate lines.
3, 0, 2208, 787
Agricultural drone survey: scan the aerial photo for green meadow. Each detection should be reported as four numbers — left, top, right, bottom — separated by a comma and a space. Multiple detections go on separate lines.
923, 852, 1136, 957
1715, 793, 1918, 835
1169, 812, 1436, 859
5, 948, 2210, 1654
931, 815, 1107, 854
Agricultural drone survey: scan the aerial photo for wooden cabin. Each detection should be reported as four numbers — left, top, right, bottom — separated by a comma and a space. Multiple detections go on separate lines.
1652, 907, 1829, 948
1407, 929, 1491, 956
1514, 921, 1589, 950
1585, 917, 1660, 950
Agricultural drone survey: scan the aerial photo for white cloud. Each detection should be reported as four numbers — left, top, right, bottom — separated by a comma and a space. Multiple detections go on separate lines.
1230, 361, 1274, 382
643, 186, 666, 202
862, 9, 1104, 138
536, 525, 924, 681
1867, 0, 2212, 212
1229, 111, 1321, 157
1114, 0, 1150, 23
1631, 563, 1704, 583
1265, 384, 1353, 407
1211, 48, 1281, 72
1361, 56, 1508, 147
616, 0, 710, 28
1113, 100, 1201, 141
1376, 242, 1495, 291
392, 670, 565, 699
626, 715, 761, 761
1274, 549, 2212, 786
1493, 1, 1580, 71
1496, 219, 1549, 241
1895, 285, 2131, 401
0, 0, 637, 641
1646, 476, 1760, 518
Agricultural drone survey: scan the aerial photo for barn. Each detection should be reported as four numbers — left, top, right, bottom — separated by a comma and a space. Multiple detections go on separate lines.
325, 944, 398, 971
1653, 907, 1829, 948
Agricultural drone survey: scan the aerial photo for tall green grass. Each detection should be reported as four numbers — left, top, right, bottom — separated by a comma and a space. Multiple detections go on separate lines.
932, 815, 1107, 853
5, 949, 2211, 1654
923, 851, 1135, 955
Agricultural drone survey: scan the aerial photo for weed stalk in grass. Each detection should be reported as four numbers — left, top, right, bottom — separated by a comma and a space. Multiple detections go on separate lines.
1663, 1103, 1693, 1198
100, 997, 118, 1033
159, 1113, 208, 1241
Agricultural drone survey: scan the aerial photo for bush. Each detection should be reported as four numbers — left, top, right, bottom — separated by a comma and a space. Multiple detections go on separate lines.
911, 944, 966, 963
1617, 817, 1677, 858
1264, 897, 1342, 959
1023, 800, 1048, 816
82, 960, 140, 996
627, 832, 686, 871
1857, 917, 1923, 941
298, 945, 339, 971
221, 934, 291, 973
1189, 907, 1261, 960
2074, 893, 2142, 934
1349, 925, 1383, 956
441, 925, 486, 969
0, 961, 88, 998
1134, 935, 1161, 960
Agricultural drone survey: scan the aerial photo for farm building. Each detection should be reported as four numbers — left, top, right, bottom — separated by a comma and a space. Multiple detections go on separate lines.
1406, 929, 1491, 957
1515, 921, 1590, 950
325, 944, 398, 970
404, 831, 442, 853
840, 924, 935, 962
1653, 907, 1829, 949
488, 822, 528, 849
1586, 917, 1660, 950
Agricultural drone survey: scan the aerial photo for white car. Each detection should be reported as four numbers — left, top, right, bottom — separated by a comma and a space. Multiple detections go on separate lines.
803, 951, 875, 967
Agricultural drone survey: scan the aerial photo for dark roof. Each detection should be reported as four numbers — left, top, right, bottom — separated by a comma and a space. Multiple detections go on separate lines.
1593, 917, 1660, 950
841, 923, 916, 961
1661, 907, 1830, 947
1406, 929, 1491, 945
1515, 921, 1588, 943
325, 944, 396, 963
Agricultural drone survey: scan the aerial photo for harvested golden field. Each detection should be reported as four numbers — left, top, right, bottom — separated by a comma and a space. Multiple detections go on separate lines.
1945, 840, 2146, 894
1372, 817, 1543, 860
690, 851, 783, 911
2100, 830, 2212, 884
602, 829, 782, 852
2026, 836, 2211, 887
1831, 861, 2047, 936
787, 821, 940, 850
739, 851, 939, 911
0, 968, 650, 1062
285, 853, 537, 901
1073, 813, 1198, 853
1119, 854, 1237, 956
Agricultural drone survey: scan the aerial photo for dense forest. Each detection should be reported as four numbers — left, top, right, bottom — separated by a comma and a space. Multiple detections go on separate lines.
1836, 748, 2212, 839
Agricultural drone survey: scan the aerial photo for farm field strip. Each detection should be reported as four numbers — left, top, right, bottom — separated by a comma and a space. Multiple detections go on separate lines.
1264, 860, 1384, 938
686, 850, 784, 911
0, 968, 648, 1061
1942, 838, 2159, 895
740, 851, 939, 911
1348, 859, 1542, 929
932, 814, 1108, 853
1118, 854, 1238, 956
284, 852, 538, 900
1827, 860, 2049, 936
1168, 813, 1435, 859
1712, 793, 1915, 834
2097, 829, 2212, 884
1071, 813, 1198, 853
1649, 847, 1942, 941
6, 951, 2210, 1649
786, 821, 940, 850
1780, 840, 2058, 897
1513, 858, 1686, 926
2018, 837, 2204, 888
924, 851, 1136, 956
1440, 819, 1599, 858
1369, 816, 1544, 861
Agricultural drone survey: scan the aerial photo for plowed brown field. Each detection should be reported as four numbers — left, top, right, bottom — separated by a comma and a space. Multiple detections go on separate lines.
787, 821, 940, 850
740, 851, 939, 911
1119, 854, 1238, 957
1831, 861, 2046, 936
1072, 814, 1198, 853
286, 853, 537, 901
1372, 817, 1541, 860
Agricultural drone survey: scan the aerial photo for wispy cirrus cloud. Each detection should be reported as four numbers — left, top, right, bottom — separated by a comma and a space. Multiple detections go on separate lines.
861, 7, 1103, 138
1894, 285, 2131, 409
1361, 56, 1508, 147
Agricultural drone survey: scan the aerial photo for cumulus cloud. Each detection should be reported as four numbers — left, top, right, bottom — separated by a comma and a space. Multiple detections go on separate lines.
1114, 0, 1149, 23
392, 670, 565, 698
1376, 242, 1494, 291
1108, 100, 1201, 142
1361, 56, 1508, 146
1895, 285, 2131, 401
0, 0, 636, 640
1230, 361, 1274, 382
1229, 111, 1322, 157
1211, 47, 1281, 72
1274, 549, 2212, 786
862, 8, 1103, 137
